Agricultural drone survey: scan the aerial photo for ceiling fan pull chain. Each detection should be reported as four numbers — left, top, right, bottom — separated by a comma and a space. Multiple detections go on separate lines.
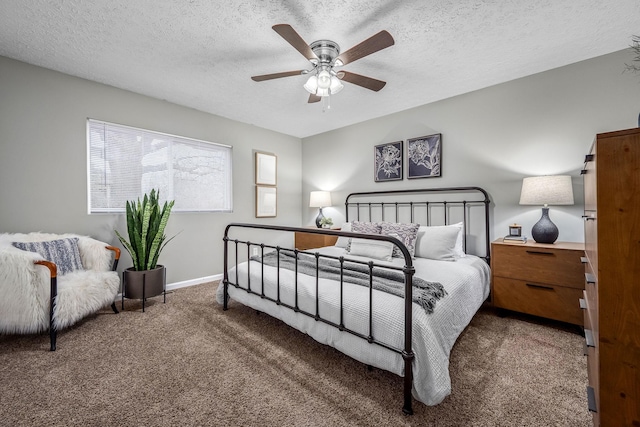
322, 95, 330, 112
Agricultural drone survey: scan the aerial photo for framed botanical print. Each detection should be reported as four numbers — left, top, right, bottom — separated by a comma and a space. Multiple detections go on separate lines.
255, 185, 277, 217
407, 133, 441, 179
255, 152, 277, 186
374, 141, 403, 182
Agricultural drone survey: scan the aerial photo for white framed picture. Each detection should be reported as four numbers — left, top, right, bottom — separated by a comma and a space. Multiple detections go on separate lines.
256, 186, 277, 217
255, 152, 277, 186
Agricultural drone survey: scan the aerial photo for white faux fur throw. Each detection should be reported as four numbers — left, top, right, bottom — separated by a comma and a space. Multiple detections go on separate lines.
0, 232, 120, 333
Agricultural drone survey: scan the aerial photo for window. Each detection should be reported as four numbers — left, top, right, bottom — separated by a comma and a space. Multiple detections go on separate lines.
87, 119, 232, 213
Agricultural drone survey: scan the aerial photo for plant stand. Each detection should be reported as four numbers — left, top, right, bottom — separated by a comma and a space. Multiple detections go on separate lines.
121, 265, 166, 312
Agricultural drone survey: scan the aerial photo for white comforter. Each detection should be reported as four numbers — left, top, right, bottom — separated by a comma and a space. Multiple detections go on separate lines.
216, 246, 490, 406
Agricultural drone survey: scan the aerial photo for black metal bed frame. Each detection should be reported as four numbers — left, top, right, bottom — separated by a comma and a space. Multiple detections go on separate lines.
222, 187, 490, 414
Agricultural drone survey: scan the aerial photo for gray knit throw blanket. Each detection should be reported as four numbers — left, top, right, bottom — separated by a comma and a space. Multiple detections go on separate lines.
252, 250, 447, 314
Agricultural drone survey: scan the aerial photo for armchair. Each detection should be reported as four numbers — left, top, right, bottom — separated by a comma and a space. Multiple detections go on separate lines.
0, 232, 121, 350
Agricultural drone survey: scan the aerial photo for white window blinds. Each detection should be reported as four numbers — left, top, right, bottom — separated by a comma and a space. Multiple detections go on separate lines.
88, 119, 233, 213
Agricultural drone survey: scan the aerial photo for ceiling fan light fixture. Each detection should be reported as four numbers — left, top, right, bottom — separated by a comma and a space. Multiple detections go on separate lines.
329, 76, 344, 94
316, 87, 330, 97
303, 75, 318, 94
317, 70, 332, 89
252, 25, 394, 106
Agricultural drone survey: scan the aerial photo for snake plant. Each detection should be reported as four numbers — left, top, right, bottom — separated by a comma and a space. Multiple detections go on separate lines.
115, 189, 176, 271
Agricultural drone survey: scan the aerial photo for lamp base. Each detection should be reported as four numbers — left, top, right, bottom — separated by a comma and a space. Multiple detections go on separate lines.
531, 207, 559, 244
315, 208, 324, 228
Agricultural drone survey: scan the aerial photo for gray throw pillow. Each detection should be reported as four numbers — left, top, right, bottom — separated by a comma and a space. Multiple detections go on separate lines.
13, 237, 84, 275
380, 222, 420, 258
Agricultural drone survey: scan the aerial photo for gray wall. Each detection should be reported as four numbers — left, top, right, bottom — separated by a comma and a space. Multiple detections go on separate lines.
301, 49, 640, 244
3, 48, 639, 283
0, 56, 302, 284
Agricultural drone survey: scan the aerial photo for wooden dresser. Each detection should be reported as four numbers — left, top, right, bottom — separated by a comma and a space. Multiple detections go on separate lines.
581, 127, 640, 426
491, 239, 584, 325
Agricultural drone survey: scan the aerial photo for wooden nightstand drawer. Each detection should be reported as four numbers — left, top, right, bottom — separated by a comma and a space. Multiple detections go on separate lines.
492, 243, 584, 288
493, 277, 583, 325
294, 231, 338, 251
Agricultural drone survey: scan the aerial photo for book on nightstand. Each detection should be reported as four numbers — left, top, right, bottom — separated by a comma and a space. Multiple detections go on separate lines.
502, 236, 528, 244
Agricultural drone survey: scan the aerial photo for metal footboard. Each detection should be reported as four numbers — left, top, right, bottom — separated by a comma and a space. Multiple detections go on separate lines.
223, 223, 416, 414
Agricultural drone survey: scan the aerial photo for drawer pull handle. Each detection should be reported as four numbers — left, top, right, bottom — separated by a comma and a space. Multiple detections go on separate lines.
580, 256, 588, 264
587, 386, 597, 413
525, 250, 554, 256
585, 329, 595, 347
584, 154, 594, 162
526, 283, 554, 291
580, 169, 587, 175
579, 298, 587, 309
585, 273, 596, 284
582, 215, 596, 221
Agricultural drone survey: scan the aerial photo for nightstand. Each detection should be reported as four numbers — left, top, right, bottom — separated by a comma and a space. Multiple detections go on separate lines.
294, 229, 338, 250
491, 239, 585, 325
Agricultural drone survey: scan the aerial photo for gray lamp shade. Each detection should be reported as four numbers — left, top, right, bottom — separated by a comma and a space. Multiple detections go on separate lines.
519, 175, 574, 206
519, 176, 574, 244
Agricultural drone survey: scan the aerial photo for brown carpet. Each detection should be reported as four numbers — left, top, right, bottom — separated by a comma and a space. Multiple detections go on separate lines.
0, 282, 591, 426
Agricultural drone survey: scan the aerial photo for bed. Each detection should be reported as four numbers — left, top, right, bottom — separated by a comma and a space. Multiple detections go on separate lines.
217, 187, 491, 414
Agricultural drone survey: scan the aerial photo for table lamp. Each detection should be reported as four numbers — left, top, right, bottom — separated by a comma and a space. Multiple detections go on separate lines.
519, 175, 574, 244
309, 191, 332, 228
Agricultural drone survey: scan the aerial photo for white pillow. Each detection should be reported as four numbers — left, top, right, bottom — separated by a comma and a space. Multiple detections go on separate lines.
414, 225, 461, 261
347, 238, 394, 261
334, 222, 352, 248
450, 222, 466, 258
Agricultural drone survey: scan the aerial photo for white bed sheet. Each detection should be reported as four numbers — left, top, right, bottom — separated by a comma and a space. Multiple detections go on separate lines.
216, 246, 490, 406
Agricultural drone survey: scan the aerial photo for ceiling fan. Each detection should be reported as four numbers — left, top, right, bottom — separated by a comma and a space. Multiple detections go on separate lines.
251, 24, 395, 105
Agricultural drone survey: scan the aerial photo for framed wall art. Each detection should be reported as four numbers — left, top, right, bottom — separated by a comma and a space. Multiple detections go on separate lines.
407, 133, 441, 179
255, 152, 277, 186
374, 140, 403, 182
255, 185, 277, 218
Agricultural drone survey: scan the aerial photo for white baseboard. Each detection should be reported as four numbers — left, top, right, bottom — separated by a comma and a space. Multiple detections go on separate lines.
116, 274, 222, 299
166, 274, 222, 291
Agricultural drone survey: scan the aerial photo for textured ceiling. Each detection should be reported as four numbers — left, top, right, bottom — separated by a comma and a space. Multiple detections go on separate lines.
0, 1, 639, 138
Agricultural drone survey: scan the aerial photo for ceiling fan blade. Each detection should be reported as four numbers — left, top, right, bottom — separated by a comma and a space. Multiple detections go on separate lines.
336, 30, 394, 66
339, 71, 386, 92
272, 24, 318, 61
251, 70, 305, 82
308, 94, 321, 103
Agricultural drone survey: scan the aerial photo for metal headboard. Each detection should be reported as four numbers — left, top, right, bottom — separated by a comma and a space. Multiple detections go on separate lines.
345, 187, 491, 262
